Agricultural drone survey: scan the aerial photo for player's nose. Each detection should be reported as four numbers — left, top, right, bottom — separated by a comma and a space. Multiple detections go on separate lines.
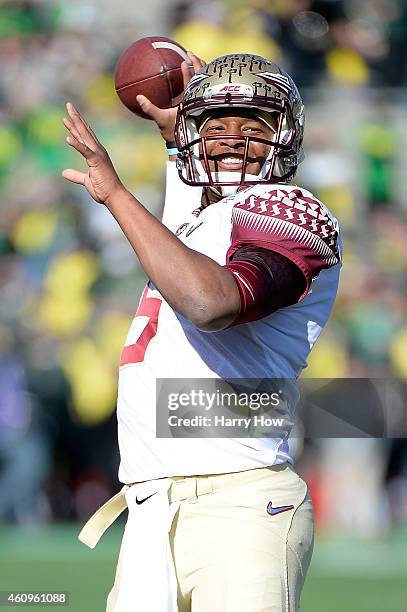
218, 132, 245, 148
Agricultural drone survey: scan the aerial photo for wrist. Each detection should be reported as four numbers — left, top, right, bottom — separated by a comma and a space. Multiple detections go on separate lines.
165, 140, 179, 157
104, 183, 129, 210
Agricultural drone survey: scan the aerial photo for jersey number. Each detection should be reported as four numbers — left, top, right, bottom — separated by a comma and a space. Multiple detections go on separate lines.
120, 285, 162, 366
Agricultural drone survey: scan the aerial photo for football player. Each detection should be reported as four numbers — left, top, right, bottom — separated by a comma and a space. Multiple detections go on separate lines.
63, 53, 341, 612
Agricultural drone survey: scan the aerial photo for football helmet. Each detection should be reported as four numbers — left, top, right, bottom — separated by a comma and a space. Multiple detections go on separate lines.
175, 54, 305, 191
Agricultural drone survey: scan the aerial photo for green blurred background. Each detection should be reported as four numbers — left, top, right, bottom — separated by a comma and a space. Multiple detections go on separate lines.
1, 0, 407, 610
0, 525, 407, 612
1, 523, 406, 611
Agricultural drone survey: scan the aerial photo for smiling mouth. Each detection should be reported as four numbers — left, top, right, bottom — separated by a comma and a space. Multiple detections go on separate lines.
206, 154, 246, 171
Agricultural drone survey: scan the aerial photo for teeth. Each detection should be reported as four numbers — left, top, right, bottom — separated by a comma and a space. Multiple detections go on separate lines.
220, 157, 242, 165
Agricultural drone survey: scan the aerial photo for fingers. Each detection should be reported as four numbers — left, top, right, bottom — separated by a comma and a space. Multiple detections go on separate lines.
63, 104, 104, 161
65, 133, 96, 161
66, 102, 99, 151
188, 51, 206, 70
181, 51, 206, 89
181, 61, 193, 89
63, 116, 84, 144
136, 95, 171, 128
63, 109, 96, 183
62, 168, 87, 185
136, 95, 160, 120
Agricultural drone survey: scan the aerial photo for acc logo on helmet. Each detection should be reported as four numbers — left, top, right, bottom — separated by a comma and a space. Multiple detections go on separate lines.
203, 83, 254, 100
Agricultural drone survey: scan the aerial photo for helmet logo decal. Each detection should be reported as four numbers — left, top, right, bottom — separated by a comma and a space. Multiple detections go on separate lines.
185, 73, 210, 93
219, 85, 245, 92
256, 72, 292, 96
203, 83, 254, 101
210, 55, 269, 74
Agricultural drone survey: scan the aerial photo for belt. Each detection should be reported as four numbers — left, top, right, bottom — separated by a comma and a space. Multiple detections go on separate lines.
78, 485, 130, 549
79, 465, 290, 548
78, 477, 212, 548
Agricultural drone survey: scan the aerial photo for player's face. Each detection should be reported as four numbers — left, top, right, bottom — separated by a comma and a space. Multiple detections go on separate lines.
199, 114, 274, 177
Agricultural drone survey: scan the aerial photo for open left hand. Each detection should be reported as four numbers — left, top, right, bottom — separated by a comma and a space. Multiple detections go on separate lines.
136, 51, 206, 143
62, 102, 125, 205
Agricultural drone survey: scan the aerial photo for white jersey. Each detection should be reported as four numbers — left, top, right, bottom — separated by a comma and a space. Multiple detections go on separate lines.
117, 162, 341, 483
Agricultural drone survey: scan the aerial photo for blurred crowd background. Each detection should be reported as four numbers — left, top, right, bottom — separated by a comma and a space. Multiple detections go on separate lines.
1, 0, 407, 538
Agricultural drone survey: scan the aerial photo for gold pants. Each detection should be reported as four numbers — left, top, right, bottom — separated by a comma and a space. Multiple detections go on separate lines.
80, 464, 314, 612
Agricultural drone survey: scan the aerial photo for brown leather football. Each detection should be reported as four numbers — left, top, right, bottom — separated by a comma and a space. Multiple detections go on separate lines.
114, 36, 189, 119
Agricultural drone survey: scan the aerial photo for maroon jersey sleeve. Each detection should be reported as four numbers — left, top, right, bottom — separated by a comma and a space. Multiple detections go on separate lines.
225, 245, 306, 326
226, 187, 340, 298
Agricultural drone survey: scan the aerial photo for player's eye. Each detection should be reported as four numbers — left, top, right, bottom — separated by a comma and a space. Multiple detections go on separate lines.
243, 125, 264, 133
205, 124, 224, 133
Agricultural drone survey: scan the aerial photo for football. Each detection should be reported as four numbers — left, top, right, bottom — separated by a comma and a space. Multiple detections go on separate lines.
114, 36, 189, 119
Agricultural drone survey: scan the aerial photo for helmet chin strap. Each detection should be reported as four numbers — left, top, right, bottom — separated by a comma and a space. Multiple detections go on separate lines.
209, 184, 239, 197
